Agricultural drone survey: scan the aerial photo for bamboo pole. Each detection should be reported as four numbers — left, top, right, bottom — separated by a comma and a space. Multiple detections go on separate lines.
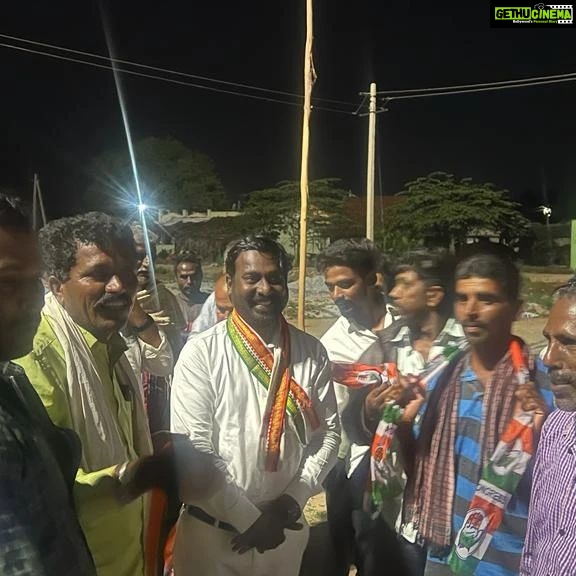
297, 0, 316, 331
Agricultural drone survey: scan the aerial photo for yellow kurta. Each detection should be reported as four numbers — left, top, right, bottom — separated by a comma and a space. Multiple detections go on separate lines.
15, 314, 147, 576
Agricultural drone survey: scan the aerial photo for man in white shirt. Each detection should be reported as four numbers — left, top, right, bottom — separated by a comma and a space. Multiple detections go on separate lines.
171, 236, 340, 576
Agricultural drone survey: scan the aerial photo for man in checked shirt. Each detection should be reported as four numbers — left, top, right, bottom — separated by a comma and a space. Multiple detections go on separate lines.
521, 277, 576, 575
0, 195, 95, 575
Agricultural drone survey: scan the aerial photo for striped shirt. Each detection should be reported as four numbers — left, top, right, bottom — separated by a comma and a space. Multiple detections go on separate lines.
424, 357, 554, 576
520, 409, 576, 576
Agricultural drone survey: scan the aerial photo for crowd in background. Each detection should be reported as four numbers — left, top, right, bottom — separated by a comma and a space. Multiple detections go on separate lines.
0, 195, 575, 576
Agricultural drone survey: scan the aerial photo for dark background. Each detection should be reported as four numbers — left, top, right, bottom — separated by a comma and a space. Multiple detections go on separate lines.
1, 0, 575, 219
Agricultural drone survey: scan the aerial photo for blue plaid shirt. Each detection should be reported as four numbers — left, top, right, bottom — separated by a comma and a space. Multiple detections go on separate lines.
0, 362, 95, 575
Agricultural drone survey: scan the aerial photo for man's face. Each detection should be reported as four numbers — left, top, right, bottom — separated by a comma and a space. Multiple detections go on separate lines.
389, 269, 428, 318
0, 228, 44, 360
214, 278, 233, 322
176, 261, 202, 299
323, 265, 372, 324
226, 250, 287, 330
454, 277, 519, 347
51, 243, 138, 341
135, 240, 153, 290
543, 297, 576, 411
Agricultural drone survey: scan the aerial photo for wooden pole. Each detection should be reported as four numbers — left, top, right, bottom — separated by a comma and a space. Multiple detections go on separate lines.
297, 0, 316, 331
32, 174, 38, 231
366, 82, 377, 240
37, 176, 47, 227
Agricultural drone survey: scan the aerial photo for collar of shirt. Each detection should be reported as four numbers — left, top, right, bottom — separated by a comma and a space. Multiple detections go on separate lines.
77, 326, 127, 367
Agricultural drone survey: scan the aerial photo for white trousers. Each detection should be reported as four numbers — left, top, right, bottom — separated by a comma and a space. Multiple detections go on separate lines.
173, 512, 310, 576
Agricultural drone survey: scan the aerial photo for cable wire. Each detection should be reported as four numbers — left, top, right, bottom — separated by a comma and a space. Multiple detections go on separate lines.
374, 71, 576, 96
384, 75, 576, 102
0, 42, 355, 114
0, 32, 353, 107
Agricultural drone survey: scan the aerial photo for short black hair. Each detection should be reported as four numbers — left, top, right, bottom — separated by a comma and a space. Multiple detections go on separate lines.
316, 238, 381, 278
455, 253, 520, 302
174, 252, 203, 275
225, 236, 291, 280
40, 212, 137, 282
394, 250, 454, 290
0, 194, 30, 230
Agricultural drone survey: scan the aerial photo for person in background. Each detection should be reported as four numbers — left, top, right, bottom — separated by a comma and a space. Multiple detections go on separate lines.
0, 196, 96, 575
169, 252, 210, 335
188, 274, 233, 336
171, 236, 340, 576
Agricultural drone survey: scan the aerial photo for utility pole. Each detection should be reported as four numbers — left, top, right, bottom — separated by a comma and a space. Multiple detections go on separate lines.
297, 0, 316, 331
366, 82, 377, 241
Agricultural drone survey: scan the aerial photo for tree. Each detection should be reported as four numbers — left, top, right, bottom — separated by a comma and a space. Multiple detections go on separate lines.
385, 172, 531, 253
86, 136, 227, 213
244, 179, 362, 255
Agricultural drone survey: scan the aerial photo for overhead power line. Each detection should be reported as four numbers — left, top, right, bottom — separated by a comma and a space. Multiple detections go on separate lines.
0, 41, 355, 114
383, 75, 576, 102
375, 70, 576, 95
0, 33, 353, 108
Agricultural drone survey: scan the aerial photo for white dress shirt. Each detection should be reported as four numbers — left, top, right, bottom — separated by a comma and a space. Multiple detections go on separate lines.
171, 320, 341, 532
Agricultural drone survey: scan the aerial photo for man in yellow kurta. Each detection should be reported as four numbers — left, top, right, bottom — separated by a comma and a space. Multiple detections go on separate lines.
15, 213, 197, 576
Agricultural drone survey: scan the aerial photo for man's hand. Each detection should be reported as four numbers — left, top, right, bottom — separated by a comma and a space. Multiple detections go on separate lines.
364, 383, 403, 421
115, 433, 218, 502
231, 495, 302, 554
398, 376, 426, 423
514, 383, 547, 432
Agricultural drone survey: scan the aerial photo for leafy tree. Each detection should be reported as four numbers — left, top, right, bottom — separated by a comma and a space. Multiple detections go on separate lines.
244, 178, 362, 255
385, 172, 531, 253
86, 136, 227, 213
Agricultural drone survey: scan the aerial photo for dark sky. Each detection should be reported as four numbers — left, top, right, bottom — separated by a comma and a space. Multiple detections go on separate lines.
2, 0, 576, 220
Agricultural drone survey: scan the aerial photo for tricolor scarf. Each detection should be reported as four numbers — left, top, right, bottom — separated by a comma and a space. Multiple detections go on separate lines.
402, 337, 536, 574
447, 339, 535, 574
226, 309, 319, 472
368, 342, 469, 511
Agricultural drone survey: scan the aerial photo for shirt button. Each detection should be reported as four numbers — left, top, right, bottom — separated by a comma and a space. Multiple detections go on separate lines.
559, 528, 566, 536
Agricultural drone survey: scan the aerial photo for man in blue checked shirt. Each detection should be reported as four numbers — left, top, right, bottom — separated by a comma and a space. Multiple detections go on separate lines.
0, 195, 95, 575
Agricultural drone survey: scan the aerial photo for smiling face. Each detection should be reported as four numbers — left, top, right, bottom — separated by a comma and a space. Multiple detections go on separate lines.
226, 250, 287, 332
543, 296, 576, 411
49, 242, 138, 341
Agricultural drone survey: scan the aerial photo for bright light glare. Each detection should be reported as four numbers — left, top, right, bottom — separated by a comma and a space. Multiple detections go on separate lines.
138, 203, 147, 213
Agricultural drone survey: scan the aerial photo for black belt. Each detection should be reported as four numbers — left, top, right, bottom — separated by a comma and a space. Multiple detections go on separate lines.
186, 505, 236, 532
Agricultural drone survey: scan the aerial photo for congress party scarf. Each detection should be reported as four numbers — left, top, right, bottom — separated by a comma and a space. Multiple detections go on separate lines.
447, 338, 536, 574
227, 309, 319, 472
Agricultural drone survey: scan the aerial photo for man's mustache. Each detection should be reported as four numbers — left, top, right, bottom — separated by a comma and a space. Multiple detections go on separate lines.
96, 294, 132, 307
462, 322, 486, 329
550, 370, 576, 386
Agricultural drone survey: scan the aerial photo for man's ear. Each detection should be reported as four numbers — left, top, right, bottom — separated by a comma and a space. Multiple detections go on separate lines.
374, 272, 385, 290
366, 271, 378, 287
225, 274, 233, 296
426, 285, 445, 309
47, 276, 65, 304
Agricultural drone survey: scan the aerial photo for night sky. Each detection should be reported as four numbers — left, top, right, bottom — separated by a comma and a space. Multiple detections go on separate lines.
2, 0, 575, 220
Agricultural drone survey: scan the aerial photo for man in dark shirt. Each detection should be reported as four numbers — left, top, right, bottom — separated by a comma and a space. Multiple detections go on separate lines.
0, 195, 95, 575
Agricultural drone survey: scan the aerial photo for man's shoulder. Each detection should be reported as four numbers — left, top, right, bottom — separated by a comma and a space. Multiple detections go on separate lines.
542, 409, 575, 439
20, 314, 61, 361
287, 323, 328, 360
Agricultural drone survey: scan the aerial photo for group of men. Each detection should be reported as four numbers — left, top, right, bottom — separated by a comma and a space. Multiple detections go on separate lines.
1, 196, 576, 576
